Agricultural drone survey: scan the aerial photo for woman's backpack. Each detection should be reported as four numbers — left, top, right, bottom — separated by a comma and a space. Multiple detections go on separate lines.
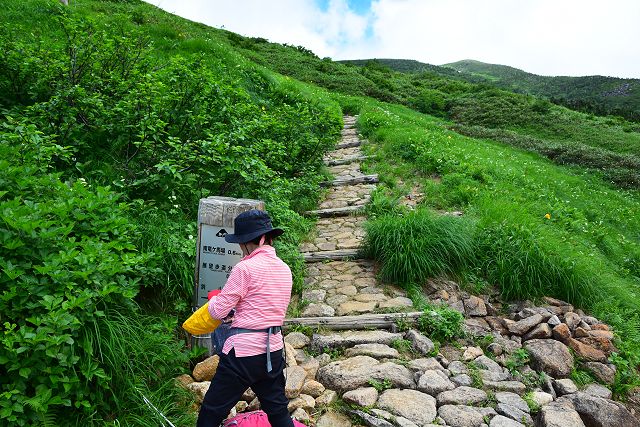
223, 410, 306, 427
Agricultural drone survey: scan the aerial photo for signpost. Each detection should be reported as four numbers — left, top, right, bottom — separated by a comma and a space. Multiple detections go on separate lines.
193, 196, 264, 352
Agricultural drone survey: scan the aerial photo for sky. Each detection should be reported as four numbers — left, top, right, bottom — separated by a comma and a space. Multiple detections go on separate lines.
145, 0, 640, 78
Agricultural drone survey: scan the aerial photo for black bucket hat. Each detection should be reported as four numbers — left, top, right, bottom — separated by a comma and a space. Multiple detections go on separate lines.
224, 209, 284, 244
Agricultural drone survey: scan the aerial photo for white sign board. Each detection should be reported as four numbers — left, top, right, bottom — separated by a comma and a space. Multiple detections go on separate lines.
195, 224, 243, 304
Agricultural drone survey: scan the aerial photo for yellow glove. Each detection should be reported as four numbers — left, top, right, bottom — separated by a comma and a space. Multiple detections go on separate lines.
182, 301, 222, 335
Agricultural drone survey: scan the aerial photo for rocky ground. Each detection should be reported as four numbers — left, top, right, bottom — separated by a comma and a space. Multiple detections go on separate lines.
179, 116, 640, 427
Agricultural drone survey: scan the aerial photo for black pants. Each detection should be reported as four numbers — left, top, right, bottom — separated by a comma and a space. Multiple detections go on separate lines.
196, 349, 294, 427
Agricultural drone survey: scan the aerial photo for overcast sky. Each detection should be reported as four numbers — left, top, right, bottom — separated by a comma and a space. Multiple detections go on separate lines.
145, 0, 639, 78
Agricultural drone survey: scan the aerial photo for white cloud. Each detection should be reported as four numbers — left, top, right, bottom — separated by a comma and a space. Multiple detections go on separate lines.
145, 0, 640, 77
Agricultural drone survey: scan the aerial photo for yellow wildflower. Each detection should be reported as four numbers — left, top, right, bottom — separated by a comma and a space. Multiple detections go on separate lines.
544, 213, 551, 219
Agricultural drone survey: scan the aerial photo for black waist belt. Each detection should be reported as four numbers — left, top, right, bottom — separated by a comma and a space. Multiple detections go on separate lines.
230, 326, 282, 372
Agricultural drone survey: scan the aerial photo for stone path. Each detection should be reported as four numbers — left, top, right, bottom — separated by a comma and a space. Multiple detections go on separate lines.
299, 115, 412, 318
181, 115, 640, 427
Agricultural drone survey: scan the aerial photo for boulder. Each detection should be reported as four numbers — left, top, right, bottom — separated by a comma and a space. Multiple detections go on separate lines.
507, 314, 544, 336
301, 303, 335, 317
438, 404, 485, 427
568, 392, 640, 427
316, 356, 415, 393
523, 323, 552, 340
536, 400, 585, 427
408, 357, 445, 372
342, 387, 379, 407
483, 380, 527, 394
287, 394, 315, 412
316, 410, 352, 427
530, 391, 554, 407
301, 380, 325, 397
336, 301, 377, 316
490, 415, 525, 427
349, 409, 395, 427
564, 312, 582, 330
525, 339, 574, 378
495, 403, 533, 425
284, 366, 307, 398
583, 362, 616, 385
495, 392, 529, 413
437, 386, 487, 406
284, 332, 310, 349
174, 374, 194, 389
451, 374, 473, 386
186, 381, 210, 403
315, 389, 337, 406
291, 408, 309, 423
417, 370, 456, 396
567, 338, 607, 362
552, 323, 571, 343
463, 346, 484, 361
377, 389, 437, 427
554, 378, 578, 395
344, 343, 400, 359
583, 383, 612, 399
464, 296, 488, 317
406, 329, 435, 355
378, 296, 413, 309
193, 355, 220, 381
474, 355, 503, 372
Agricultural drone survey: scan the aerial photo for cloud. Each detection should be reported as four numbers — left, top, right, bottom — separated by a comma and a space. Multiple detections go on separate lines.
145, 0, 640, 77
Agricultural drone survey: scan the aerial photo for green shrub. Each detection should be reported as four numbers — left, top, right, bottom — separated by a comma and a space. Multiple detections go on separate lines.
417, 305, 464, 342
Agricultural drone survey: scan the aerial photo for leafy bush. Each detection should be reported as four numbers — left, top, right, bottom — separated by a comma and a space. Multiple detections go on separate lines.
417, 305, 464, 342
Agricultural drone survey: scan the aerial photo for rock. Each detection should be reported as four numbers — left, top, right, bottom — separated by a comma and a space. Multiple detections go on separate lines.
464, 318, 492, 336
193, 355, 220, 381
291, 408, 309, 422
406, 329, 435, 355
552, 323, 571, 343
438, 404, 485, 427
564, 312, 582, 330
475, 355, 503, 373
285, 343, 298, 366
186, 381, 210, 403
578, 334, 616, 354
316, 353, 331, 367
345, 343, 400, 359
452, 374, 473, 386
284, 366, 307, 398
247, 396, 260, 411
285, 332, 310, 349
336, 285, 358, 296
437, 386, 487, 406
543, 296, 570, 306
507, 314, 543, 336
450, 300, 466, 314
525, 339, 574, 378
315, 389, 337, 406
287, 394, 315, 412
336, 301, 377, 315
554, 378, 578, 395
448, 361, 469, 375
523, 323, 552, 340
530, 391, 554, 407
495, 392, 529, 413
484, 381, 527, 394
377, 389, 437, 426
567, 392, 640, 427
465, 296, 488, 317
174, 374, 194, 389
575, 327, 590, 338
300, 358, 319, 380
326, 294, 349, 307
301, 288, 326, 303
486, 316, 510, 335
583, 383, 612, 399
408, 358, 445, 372
310, 331, 403, 350
354, 293, 388, 303
547, 315, 561, 327
301, 379, 325, 397
463, 346, 484, 361
316, 410, 352, 427
490, 415, 525, 427
480, 370, 510, 382
567, 338, 607, 362
537, 400, 585, 427
350, 409, 395, 427
317, 356, 415, 393
343, 387, 379, 407
495, 403, 533, 425
417, 370, 456, 396
379, 296, 413, 309
241, 388, 255, 402
294, 349, 308, 364
583, 362, 616, 384
301, 303, 335, 317
234, 400, 248, 413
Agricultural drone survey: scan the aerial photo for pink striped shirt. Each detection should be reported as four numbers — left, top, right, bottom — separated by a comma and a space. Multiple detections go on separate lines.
208, 245, 292, 357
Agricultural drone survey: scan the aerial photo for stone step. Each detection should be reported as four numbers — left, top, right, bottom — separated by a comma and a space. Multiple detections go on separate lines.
284, 312, 422, 331
325, 156, 368, 166
320, 174, 379, 187
302, 249, 361, 262
335, 140, 362, 149
304, 205, 364, 217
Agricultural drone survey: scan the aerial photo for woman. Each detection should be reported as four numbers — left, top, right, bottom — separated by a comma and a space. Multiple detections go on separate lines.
197, 209, 294, 427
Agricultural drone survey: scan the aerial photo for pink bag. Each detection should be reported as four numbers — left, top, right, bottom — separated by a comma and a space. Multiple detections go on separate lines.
223, 410, 307, 427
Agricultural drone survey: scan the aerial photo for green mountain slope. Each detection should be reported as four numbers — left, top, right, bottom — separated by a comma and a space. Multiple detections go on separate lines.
445, 59, 640, 120
2, 1, 640, 426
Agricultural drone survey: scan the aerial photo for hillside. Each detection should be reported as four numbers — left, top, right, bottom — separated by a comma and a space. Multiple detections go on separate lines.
2, 0, 640, 426
445, 59, 640, 121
